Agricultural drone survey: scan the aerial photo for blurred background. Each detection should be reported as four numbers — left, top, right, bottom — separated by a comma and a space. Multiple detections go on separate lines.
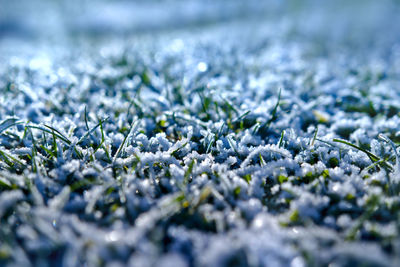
1, 0, 400, 45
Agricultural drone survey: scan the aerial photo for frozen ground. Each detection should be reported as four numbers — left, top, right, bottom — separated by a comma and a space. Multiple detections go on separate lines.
1, 0, 400, 266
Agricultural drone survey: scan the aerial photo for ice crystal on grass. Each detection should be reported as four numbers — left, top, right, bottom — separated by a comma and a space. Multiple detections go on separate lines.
1, 1, 400, 266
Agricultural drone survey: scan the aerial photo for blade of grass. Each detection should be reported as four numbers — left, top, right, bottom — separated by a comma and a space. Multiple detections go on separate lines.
0, 119, 24, 135
259, 153, 266, 167
232, 110, 251, 123
279, 129, 285, 148
333, 138, 380, 162
183, 159, 196, 185
84, 106, 90, 131
77, 117, 109, 146
333, 138, 393, 171
27, 125, 71, 145
171, 142, 189, 157
28, 128, 38, 173
227, 136, 240, 156
113, 120, 139, 164
259, 88, 282, 133
310, 126, 318, 147
378, 134, 400, 171
205, 138, 214, 154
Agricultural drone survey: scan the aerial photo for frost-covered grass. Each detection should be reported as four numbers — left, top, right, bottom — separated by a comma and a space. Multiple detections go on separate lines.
2, 1, 400, 266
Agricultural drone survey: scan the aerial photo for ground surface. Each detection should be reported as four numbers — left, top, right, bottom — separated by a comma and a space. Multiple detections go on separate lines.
1, 1, 400, 266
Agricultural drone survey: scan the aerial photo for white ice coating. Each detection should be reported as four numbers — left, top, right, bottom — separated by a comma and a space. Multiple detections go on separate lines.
1, 0, 400, 266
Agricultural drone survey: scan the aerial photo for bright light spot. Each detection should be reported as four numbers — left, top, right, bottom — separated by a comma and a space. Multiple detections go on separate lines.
332, 184, 340, 192
253, 217, 264, 228
106, 231, 119, 242
291, 256, 305, 267
57, 67, 67, 77
197, 62, 208, 72
170, 39, 184, 52
29, 56, 51, 70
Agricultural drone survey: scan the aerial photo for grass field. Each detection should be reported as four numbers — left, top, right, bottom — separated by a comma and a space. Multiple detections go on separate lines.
1, 1, 400, 266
